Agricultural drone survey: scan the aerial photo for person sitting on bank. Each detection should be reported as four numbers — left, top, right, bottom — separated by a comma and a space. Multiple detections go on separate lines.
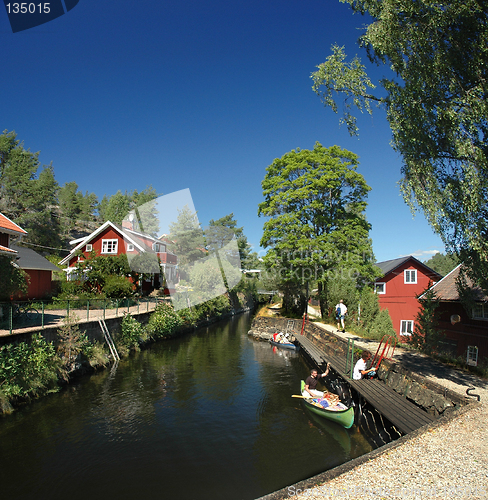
303, 363, 330, 398
353, 350, 376, 380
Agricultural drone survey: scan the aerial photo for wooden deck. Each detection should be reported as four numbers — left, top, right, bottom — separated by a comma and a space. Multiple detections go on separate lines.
295, 334, 435, 434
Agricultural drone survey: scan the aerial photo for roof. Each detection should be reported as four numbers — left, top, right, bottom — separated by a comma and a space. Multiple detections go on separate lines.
422, 263, 488, 302
10, 244, 60, 272
0, 213, 27, 236
0, 244, 17, 256
375, 255, 442, 280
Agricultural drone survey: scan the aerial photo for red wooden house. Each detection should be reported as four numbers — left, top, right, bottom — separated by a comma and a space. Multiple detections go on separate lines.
374, 256, 442, 339
59, 220, 177, 294
421, 264, 488, 366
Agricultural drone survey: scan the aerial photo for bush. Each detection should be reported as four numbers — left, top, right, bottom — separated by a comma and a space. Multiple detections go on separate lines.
367, 309, 396, 340
57, 314, 95, 374
0, 334, 62, 403
103, 275, 134, 299
147, 303, 184, 339
119, 313, 147, 349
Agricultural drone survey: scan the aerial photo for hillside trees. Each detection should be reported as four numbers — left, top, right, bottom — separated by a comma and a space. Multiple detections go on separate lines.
258, 142, 379, 316
312, 0, 488, 290
0, 131, 61, 247
423, 252, 459, 277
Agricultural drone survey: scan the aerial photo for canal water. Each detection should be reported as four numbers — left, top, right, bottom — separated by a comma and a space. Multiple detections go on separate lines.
0, 313, 373, 500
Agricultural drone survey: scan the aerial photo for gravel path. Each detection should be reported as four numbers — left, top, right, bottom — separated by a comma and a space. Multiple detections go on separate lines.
287, 318, 488, 500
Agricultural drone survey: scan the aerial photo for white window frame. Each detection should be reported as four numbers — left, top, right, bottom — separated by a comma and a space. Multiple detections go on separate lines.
400, 320, 414, 336
374, 282, 386, 294
85, 244, 92, 252
101, 239, 118, 254
404, 269, 417, 284
127, 243, 134, 252
467, 346, 478, 366
472, 303, 488, 320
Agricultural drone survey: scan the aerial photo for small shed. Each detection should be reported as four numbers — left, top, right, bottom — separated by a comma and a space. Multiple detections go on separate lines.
10, 244, 59, 299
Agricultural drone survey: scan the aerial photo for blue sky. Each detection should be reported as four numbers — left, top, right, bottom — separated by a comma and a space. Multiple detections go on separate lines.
1, 0, 446, 263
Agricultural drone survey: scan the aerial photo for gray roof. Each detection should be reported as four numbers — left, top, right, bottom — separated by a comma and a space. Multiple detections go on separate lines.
10, 244, 60, 272
375, 255, 442, 280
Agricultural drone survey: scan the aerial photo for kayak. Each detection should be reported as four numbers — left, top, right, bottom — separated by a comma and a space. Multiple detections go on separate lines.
269, 339, 299, 350
300, 380, 354, 429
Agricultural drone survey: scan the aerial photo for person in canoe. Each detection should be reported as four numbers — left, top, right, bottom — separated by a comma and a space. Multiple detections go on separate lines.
353, 350, 377, 380
302, 363, 330, 398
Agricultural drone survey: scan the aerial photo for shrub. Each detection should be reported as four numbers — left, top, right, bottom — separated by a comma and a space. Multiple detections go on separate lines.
119, 313, 147, 349
147, 303, 184, 339
57, 314, 93, 375
0, 334, 62, 403
103, 275, 134, 299
367, 309, 396, 341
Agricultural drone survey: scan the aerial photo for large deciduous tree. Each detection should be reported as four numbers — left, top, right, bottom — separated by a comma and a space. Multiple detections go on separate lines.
312, 1, 488, 290
258, 142, 378, 316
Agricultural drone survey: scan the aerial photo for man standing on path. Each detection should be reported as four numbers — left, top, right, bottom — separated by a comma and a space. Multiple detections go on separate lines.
335, 299, 347, 333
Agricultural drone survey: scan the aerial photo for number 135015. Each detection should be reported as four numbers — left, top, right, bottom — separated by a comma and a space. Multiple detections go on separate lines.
5, 3, 51, 14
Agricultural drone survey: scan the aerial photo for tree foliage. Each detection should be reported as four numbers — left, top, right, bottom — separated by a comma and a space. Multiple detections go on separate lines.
423, 252, 459, 277
258, 142, 378, 315
312, 1, 488, 290
0, 130, 60, 247
411, 285, 445, 355
0, 256, 28, 301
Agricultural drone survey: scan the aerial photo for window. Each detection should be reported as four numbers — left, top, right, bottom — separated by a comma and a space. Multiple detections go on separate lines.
404, 269, 417, 284
86, 244, 92, 252
101, 239, 118, 254
400, 320, 414, 336
467, 346, 478, 366
153, 242, 166, 252
472, 303, 488, 320
127, 243, 134, 252
374, 282, 386, 294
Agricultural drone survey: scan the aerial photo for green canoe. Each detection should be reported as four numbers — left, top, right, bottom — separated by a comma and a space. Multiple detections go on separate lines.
300, 380, 355, 429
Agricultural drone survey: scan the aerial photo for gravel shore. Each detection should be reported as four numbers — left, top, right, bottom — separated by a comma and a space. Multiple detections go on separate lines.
288, 322, 488, 500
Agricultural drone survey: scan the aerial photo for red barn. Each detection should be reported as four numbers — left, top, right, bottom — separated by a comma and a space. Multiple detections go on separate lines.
59, 221, 177, 294
374, 256, 442, 339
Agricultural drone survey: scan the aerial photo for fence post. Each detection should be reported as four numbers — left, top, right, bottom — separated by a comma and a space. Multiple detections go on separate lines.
87, 300, 90, 321
9, 304, 13, 335
127, 297, 130, 314
116, 299, 119, 317
147, 298, 149, 312
349, 339, 355, 379
42, 302, 45, 329
67, 299, 70, 318
103, 301, 106, 320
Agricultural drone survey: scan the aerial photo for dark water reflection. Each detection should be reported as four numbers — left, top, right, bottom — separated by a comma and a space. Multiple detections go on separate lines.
0, 313, 372, 500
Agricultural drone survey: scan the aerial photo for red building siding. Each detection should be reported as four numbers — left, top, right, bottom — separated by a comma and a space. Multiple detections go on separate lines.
377, 259, 441, 339
68, 227, 139, 267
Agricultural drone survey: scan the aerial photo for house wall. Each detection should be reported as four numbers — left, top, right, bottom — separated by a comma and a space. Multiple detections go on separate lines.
0, 233, 9, 247
17, 270, 53, 300
378, 260, 439, 338
68, 226, 139, 267
437, 303, 488, 363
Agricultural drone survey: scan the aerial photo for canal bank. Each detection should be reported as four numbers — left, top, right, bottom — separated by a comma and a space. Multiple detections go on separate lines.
0, 313, 373, 500
250, 316, 488, 500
